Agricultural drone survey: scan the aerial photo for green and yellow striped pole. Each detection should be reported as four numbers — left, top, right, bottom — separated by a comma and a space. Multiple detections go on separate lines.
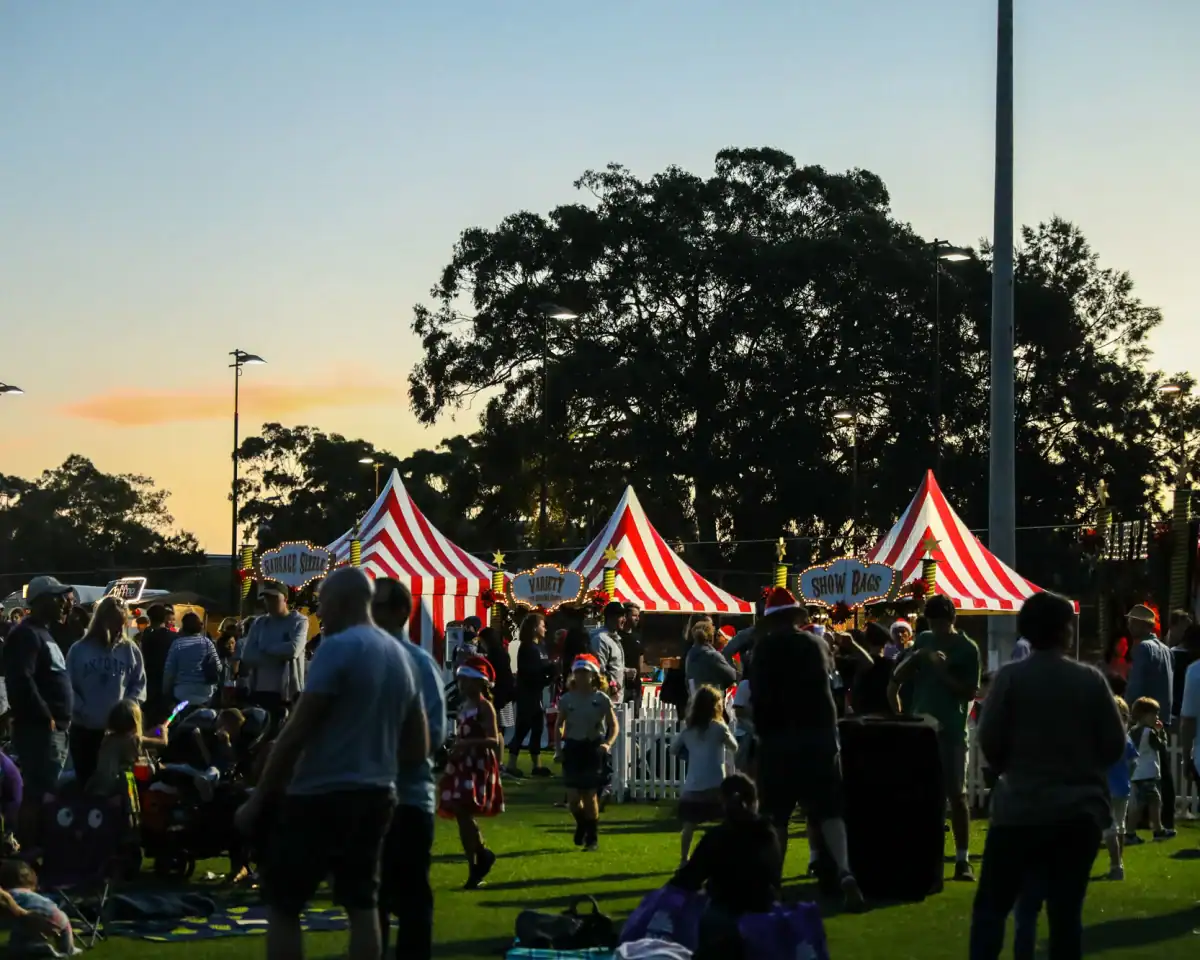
491, 551, 507, 626
349, 535, 362, 568
239, 543, 254, 600
922, 557, 938, 596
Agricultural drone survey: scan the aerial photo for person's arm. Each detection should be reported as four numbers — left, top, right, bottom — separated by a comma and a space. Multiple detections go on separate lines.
422, 661, 449, 756
708, 648, 738, 689
839, 635, 873, 670
669, 728, 686, 757
239, 627, 262, 667
975, 666, 1010, 772
4, 630, 52, 726
259, 616, 307, 660
721, 722, 738, 752
722, 631, 748, 666
140, 728, 169, 751
399, 697, 430, 765
1125, 644, 1148, 704
1179, 667, 1200, 779
125, 644, 147, 703
601, 698, 619, 751
933, 641, 980, 702
602, 640, 621, 691
887, 648, 921, 714
162, 641, 178, 696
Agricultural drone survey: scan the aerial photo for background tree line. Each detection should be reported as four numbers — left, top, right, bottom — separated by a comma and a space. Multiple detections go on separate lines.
2, 147, 1196, 605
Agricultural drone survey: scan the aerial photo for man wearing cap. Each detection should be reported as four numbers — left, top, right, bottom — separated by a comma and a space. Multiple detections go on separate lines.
3, 576, 74, 845
241, 584, 309, 729
1125, 603, 1176, 837
589, 602, 627, 703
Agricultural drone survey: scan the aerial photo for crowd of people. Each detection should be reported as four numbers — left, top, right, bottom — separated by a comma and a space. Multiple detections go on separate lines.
0, 569, 1195, 959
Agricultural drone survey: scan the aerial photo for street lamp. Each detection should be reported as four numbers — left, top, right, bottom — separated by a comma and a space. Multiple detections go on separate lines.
833, 409, 859, 552
0, 383, 24, 396
229, 349, 266, 609
930, 240, 972, 475
358, 458, 384, 498
1159, 382, 1191, 474
534, 301, 578, 551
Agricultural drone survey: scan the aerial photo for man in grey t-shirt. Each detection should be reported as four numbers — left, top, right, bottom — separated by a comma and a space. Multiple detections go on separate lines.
589, 602, 627, 702
236, 568, 429, 960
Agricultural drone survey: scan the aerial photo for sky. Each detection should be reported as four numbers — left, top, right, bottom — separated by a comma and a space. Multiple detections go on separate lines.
2, 1, 1197, 552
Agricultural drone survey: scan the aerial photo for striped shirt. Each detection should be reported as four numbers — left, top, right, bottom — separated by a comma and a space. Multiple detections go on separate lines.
162, 632, 219, 704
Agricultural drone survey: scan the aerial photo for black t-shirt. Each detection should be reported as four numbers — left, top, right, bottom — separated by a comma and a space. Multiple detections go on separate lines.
670, 815, 783, 914
141, 627, 177, 703
749, 628, 836, 737
619, 630, 644, 701
2, 618, 72, 726
850, 656, 895, 716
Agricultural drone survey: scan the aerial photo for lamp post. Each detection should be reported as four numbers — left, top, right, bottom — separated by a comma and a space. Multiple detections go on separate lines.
230, 349, 266, 608
358, 458, 384, 499
834, 409, 858, 552
1159, 383, 1189, 469
0, 383, 24, 396
930, 240, 971, 475
535, 301, 578, 551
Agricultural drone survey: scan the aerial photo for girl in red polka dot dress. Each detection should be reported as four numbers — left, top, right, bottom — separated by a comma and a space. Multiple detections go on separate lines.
439, 654, 505, 889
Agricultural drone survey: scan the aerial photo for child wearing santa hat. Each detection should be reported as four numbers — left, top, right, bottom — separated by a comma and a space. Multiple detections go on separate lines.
555, 654, 619, 851
438, 655, 505, 889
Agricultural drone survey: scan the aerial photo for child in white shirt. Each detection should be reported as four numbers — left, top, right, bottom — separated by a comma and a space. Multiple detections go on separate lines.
670, 684, 737, 868
1127, 696, 1166, 842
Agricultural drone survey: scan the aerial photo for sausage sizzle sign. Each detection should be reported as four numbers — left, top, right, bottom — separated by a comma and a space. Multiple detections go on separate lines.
798, 556, 897, 609
258, 541, 333, 591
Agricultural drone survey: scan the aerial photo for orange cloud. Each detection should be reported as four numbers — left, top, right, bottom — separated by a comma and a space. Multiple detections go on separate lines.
60, 380, 404, 426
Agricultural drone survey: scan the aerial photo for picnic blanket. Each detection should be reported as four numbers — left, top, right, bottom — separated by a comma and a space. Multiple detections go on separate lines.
106, 902, 351, 942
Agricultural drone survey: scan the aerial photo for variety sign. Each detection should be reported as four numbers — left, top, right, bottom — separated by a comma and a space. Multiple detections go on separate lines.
508, 564, 586, 612
259, 541, 332, 590
799, 557, 897, 608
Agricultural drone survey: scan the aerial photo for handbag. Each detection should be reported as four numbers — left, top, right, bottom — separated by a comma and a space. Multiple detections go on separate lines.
620, 886, 706, 950
514, 895, 618, 950
737, 902, 831, 960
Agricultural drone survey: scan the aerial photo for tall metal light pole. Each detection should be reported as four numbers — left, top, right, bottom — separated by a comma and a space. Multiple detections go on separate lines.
230, 349, 266, 608
989, 0, 1016, 659
930, 241, 971, 475
834, 409, 858, 552
358, 458, 384, 499
535, 302, 577, 552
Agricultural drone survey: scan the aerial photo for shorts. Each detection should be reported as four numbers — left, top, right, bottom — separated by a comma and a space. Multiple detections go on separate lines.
12, 724, 68, 797
262, 788, 395, 915
756, 732, 844, 823
1105, 796, 1130, 840
1132, 779, 1161, 807
378, 805, 435, 913
938, 733, 968, 799
678, 788, 723, 825
561, 739, 605, 791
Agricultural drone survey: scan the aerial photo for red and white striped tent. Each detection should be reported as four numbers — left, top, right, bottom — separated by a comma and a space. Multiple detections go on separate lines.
868, 470, 1056, 612
328, 469, 493, 659
569, 486, 753, 615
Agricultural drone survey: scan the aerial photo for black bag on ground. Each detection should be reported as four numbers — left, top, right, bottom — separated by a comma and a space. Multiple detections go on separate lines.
514, 895, 617, 950
838, 713, 945, 901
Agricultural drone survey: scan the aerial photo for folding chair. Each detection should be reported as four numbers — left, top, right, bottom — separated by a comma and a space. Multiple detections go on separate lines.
38, 791, 129, 947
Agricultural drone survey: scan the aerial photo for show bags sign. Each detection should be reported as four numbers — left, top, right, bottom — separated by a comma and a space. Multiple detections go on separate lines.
258, 541, 332, 590
508, 564, 586, 612
799, 557, 897, 608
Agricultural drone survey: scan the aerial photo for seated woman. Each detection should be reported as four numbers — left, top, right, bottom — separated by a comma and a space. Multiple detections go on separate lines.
669, 773, 783, 960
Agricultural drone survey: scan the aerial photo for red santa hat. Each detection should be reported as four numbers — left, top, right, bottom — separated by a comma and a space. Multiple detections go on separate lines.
719, 625, 737, 641
571, 653, 602, 675
456, 654, 495, 686
763, 586, 801, 617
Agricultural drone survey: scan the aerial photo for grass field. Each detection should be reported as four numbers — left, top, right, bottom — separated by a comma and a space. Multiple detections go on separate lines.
43, 777, 1200, 959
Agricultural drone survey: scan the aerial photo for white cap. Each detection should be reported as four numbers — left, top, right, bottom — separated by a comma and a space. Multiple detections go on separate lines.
25, 576, 73, 603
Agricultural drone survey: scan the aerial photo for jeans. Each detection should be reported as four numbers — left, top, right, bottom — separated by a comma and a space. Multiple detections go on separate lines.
380, 806, 435, 960
67, 725, 106, 789
970, 820, 1100, 960
509, 699, 545, 760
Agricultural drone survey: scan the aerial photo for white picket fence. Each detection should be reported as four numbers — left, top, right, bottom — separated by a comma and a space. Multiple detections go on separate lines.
610, 699, 1200, 817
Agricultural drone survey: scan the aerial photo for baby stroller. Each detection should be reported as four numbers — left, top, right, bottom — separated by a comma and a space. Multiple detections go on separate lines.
140, 707, 270, 879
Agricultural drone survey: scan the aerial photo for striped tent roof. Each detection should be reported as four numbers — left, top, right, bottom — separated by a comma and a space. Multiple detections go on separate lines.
867, 470, 1052, 613
569, 486, 753, 615
327, 469, 492, 597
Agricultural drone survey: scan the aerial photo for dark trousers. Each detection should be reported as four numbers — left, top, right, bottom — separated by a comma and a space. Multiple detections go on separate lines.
67, 725, 106, 789
1160, 748, 1176, 829
250, 692, 289, 733
509, 700, 545, 759
379, 806, 434, 960
969, 820, 1100, 960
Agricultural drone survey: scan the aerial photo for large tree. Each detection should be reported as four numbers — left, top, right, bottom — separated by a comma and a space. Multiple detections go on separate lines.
409, 147, 1187, 580
0, 455, 201, 594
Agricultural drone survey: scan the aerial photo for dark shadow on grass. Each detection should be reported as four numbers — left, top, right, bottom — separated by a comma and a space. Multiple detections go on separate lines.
431, 933, 511, 958
591, 821, 680, 836
433, 848, 560, 864
1171, 848, 1200, 860
475, 886, 661, 911
1081, 904, 1200, 953
480, 871, 659, 892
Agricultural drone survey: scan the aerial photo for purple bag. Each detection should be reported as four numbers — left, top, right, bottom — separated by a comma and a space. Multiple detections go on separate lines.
738, 902, 830, 960
620, 886, 706, 950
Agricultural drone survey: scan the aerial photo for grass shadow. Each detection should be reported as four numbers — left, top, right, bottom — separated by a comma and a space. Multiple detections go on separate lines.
475, 886, 661, 911
1170, 848, 1200, 860
433, 848, 560, 864
480, 872, 659, 892
1082, 904, 1200, 953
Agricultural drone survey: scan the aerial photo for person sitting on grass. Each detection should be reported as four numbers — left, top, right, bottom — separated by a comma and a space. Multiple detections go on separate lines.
555, 654, 618, 852
671, 684, 738, 869
670, 773, 783, 960
0, 858, 79, 957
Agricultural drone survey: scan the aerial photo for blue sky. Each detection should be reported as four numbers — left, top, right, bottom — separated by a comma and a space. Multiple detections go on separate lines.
2, 1, 1196, 548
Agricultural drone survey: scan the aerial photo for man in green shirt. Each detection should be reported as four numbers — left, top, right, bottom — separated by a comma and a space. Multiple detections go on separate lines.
890, 594, 981, 881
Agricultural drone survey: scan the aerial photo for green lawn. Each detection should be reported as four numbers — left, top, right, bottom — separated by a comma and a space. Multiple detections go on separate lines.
55, 779, 1200, 958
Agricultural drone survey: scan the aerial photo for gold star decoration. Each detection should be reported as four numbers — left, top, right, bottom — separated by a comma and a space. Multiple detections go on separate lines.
491, 550, 506, 567
603, 546, 620, 564
921, 534, 940, 557
775, 537, 787, 563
